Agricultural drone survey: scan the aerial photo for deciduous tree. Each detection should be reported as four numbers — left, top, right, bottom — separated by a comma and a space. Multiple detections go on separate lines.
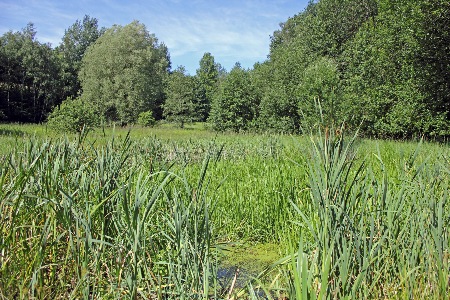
163, 66, 196, 128
297, 57, 341, 131
79, 21, 169, 124
0, 24, 63, 122
209, 63, 257, 131
195, 52, 219, 121
57, 15, 104, 100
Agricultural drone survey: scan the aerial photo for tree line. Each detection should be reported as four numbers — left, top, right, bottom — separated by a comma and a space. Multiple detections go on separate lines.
1, 0, 449, 138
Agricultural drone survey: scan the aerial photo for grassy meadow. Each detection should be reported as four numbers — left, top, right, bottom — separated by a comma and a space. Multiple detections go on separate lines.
0, 122, 449, 299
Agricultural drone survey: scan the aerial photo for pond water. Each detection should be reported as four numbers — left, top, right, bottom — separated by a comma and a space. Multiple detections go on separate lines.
216, 243, 283, 298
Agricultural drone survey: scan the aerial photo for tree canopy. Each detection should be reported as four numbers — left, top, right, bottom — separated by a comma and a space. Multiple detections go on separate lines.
79, 21, 169, 124
57, 15, 105, 100
1, 1, 449, 138
209, 63, 257, 132
195, 53, 220, 121
163, 66, 196, 128
0, 24, 63, 122
246, 0, 450, 138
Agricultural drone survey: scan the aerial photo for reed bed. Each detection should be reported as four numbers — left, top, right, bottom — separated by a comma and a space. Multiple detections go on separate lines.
253, 129, 449, 299
0, 124, 448, 299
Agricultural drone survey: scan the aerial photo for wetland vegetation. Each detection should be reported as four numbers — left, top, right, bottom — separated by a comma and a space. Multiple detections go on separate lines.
0, 123, 448, 298
1, 0, 449, 298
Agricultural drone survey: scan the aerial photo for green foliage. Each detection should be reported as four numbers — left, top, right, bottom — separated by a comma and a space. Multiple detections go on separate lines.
163, 66, 196, 128
252, 61, 299, 133
341, 1, 433, 138
209, 64, 258, 132
297, 57, 342, 131
0, 124, 449, 298
260, 0, 450, 138
2, 0, 449, 138
262, 34, 313, 133
1, 0, 450, 138
47, 97, 98, 133
137, 110, 156, 127
195, 52, 220, 121
270, 0, 376, 59
57, 15, 104, 100
258, 83, 299, 133
0, 23, 63, 123
415, 0, 450, 136
0, 133, 217, 299
311, 0, 377, 58
79, 21, 169, 124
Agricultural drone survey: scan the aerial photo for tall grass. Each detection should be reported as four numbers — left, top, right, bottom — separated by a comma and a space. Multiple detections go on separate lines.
256, 127, 449, 299
0, 133, 217, 299
0, 124, 448, 299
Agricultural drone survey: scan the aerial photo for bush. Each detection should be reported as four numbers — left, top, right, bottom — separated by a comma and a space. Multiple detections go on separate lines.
47, 97, 99, 133
137, 110, 156, 127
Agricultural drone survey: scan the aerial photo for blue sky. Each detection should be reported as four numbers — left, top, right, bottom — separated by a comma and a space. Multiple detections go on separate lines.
1, 0, 309, 74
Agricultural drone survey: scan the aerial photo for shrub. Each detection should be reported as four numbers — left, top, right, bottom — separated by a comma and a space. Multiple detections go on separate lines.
47, 97, 99, 133
137, 110, 156, 127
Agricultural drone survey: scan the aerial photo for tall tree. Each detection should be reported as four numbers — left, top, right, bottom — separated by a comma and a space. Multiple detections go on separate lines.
0, 30, 22, 121
163, 66, 196, 128
209, 63, 257, 131
297, 57, 342, 130
341, 0, 436, 137
262, 0, 379, 134
79, 21, 169, 124
312, 0, 377, 58
415, 0, 450, 136
256, 42, 307, 133
0, 23, 63, 122
270, 0, 377, 59
57, 15, 104, 100
195, 52, 219, 121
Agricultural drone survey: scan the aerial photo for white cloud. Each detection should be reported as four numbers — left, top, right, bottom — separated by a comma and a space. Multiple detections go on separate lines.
0, 0, 308, 72
143, 3, 279, 71
1, 0, 87, 46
